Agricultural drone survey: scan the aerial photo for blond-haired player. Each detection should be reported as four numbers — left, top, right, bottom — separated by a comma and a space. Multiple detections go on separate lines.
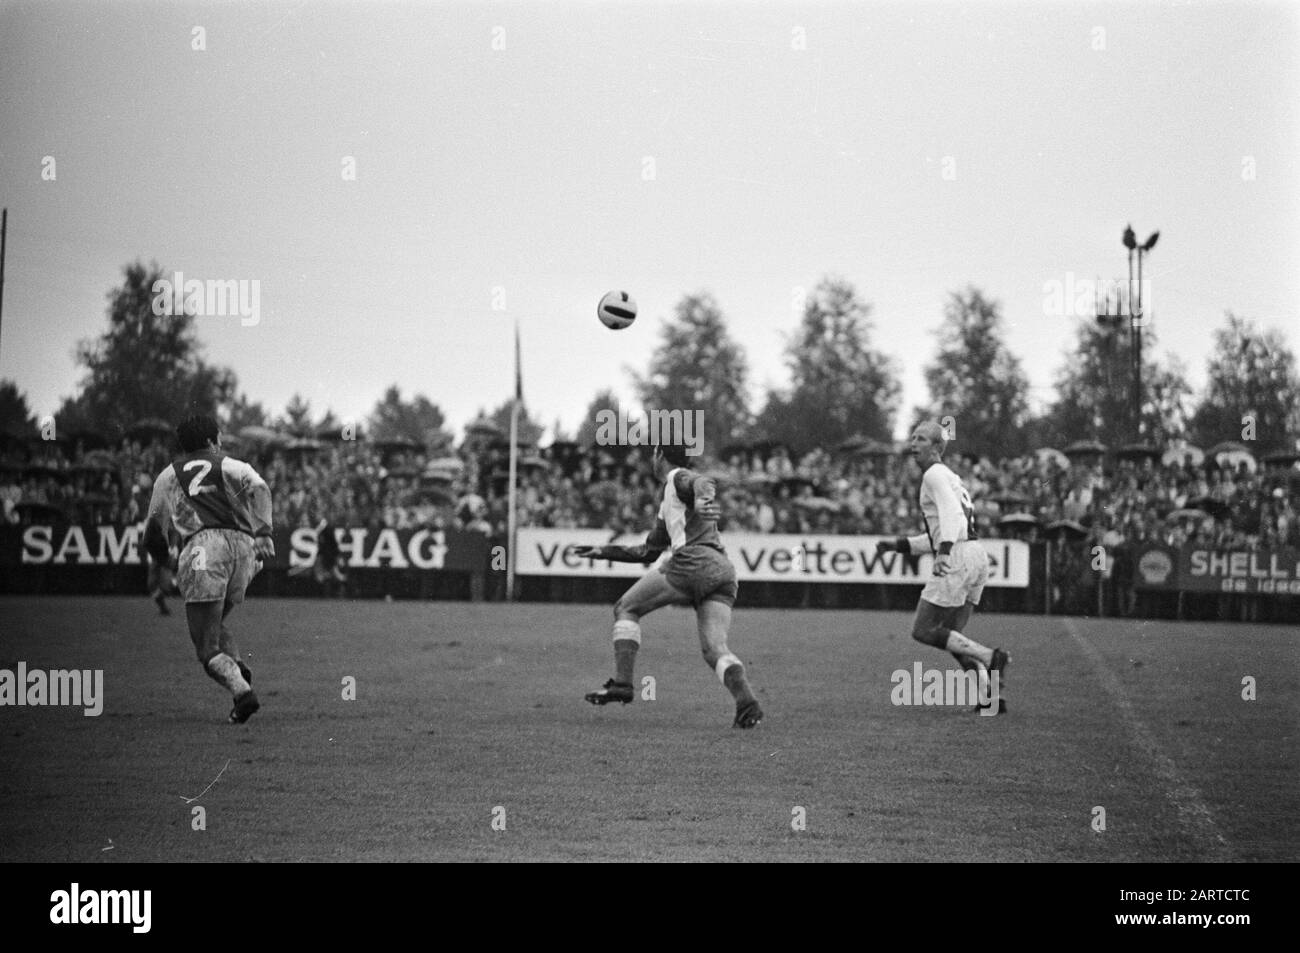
876, 421, 1009, 713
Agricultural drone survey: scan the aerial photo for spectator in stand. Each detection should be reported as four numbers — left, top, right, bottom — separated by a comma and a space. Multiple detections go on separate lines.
1, 474, 21, 523
10, 415, 1299, 570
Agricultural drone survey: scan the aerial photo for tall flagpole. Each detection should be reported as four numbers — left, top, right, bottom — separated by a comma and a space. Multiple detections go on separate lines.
506, 319, 520, 601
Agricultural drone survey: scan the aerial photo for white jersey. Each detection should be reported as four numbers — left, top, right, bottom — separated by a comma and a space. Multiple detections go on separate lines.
906, 462, 978, 555
146, 449, 273, 544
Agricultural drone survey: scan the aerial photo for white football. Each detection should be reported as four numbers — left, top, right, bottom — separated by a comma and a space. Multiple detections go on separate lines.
597, 290, 637, 330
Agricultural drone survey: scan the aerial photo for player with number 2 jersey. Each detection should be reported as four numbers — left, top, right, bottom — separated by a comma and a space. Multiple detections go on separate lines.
144, 414, 273, 724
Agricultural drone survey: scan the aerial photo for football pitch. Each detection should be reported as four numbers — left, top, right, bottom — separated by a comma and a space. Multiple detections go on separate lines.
1, 596, 1296, 862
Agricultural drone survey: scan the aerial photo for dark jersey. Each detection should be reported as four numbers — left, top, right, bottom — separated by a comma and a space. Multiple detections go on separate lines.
598, 468, 725, 563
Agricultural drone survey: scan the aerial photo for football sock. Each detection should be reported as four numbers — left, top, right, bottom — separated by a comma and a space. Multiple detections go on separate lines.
206, 653, 251, 697
943, 631, 993, 668
612, 619, 641, 685
715, 652, 755, 704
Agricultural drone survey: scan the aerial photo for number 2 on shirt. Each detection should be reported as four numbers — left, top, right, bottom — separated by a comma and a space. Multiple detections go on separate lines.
181, 459, 218, 496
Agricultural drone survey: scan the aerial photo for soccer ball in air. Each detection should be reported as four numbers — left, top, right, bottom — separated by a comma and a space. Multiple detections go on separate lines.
597, 291, 637, 330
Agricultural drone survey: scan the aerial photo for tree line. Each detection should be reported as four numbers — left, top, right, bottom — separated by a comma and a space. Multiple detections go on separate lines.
1, 262, 1297, 461
597, 278, 1299, 459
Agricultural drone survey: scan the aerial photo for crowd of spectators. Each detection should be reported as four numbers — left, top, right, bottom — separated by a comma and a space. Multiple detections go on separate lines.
3, 427, 1298, 560
0, 435, 169, 528
500, 441, 1300, 553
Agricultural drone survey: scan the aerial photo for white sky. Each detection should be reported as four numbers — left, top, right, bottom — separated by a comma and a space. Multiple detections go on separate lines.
1, 0, 1297, 441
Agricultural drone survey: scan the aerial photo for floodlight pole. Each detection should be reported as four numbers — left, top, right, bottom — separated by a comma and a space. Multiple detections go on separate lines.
0, 208, 7, 359
1124, 226, 1158, 443
1128, 243, 1140, 441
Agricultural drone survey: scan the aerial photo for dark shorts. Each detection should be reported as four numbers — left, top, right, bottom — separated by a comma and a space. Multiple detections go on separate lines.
146, 555, 178, 595
661, 545, 738, 608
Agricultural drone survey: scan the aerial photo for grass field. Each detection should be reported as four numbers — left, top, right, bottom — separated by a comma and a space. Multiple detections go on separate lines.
1, 595, 1296, 862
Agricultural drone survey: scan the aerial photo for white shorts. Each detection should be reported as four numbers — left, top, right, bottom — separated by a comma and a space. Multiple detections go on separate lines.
178, 528, 257, 605
921, 541, 990, 608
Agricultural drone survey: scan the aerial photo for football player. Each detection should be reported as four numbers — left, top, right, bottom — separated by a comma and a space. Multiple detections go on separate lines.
876, 421, 1010, 713
143, 414, 274, 724
145, 537, 179, 616
576, 442, 762, 728
288, 511, 347, 597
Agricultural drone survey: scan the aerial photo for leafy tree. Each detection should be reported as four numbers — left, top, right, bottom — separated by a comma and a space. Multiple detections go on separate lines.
1045, 318, 1192, 447
52, 391, 96, 438
910, 287, 1031, 458
550, 417, 573, 444
755, 277, 900, 455
1190, 313, 1300, 452
223, 393, 269, 433
279, 393, 315, 437
575, 388, 622, 448
0, 380, 36, 435
1144, 355, 1195, 447
1017, 412, 1057, 457
316, 408, 340, 433
633, 292, 752, 461
369, 385, 453, 448
56, 262, 236, 439
488, 398, 545, 447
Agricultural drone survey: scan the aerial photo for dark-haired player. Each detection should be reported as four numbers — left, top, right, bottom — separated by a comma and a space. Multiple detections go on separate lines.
288, 511, 347, 597
142, 414, 274, 724
576, 442, 762, 728
876, 421, 1009, 713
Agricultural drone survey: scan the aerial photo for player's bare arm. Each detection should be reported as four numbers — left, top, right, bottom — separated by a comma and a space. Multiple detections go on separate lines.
574, 521, 669, 563
142, 470, 178, 570
572, 542, 665, 563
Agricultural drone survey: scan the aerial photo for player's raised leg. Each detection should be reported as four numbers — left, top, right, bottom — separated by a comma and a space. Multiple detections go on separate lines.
914, 599, 1008, 713
947, 601, 979, 670
944, 602, 1007, 673
585, 568, 685, 705
911, 599, 990, 663
944, 600, 1008, 711
911, 598, 994, 666
695, 598, 762, 728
